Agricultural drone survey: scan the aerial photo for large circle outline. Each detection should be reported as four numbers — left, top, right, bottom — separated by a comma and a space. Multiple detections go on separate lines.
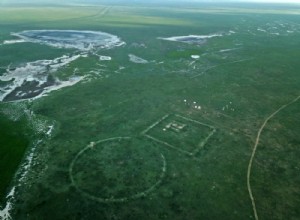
69, 137, 166, 203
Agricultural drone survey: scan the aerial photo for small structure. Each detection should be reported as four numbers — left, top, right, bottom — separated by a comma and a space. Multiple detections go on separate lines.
165, 121, 187, 133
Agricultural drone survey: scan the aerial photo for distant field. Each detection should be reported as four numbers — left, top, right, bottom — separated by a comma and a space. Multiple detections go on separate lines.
0, 6, 191, 27
0, 3, 300, 220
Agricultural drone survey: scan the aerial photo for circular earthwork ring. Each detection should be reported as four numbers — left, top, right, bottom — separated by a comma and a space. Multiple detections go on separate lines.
69, 137, 166, 203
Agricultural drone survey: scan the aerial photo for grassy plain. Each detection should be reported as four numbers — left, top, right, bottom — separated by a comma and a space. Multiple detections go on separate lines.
0, 2, 300, 219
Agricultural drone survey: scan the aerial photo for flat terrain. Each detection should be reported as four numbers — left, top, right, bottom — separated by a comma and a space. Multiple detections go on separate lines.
0, 3, 300, 219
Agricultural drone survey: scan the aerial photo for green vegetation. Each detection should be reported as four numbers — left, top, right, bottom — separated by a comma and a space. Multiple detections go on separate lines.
0, 2, 300, 219
0, 115, 29, 206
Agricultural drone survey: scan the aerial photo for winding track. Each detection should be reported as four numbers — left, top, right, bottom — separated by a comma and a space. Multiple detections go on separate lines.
247, 94, 300, 220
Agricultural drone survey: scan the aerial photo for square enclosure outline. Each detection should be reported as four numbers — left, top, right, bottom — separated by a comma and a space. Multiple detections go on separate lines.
142, 114, 216, 156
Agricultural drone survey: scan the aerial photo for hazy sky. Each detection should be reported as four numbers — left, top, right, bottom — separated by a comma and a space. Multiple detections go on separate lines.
241, 0, 300, 2
1, 0, 300, 4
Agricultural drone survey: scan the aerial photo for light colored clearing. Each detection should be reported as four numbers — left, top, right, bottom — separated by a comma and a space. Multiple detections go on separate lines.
19, 140, 42, 183
0, 187, 15, 220
25, 107, 55, 136
0, 202, 12, 220
5, 187, 15, 199
92, 52, 112, 61
0, 54, 83, 102
158, 33, 223, 44
3, 39, 26, 45
46, 125, 54, 137
130, 42, 147, 48
219, 48, 241, 53
257, 28, 267, 32
99, 56, 112, 61
270, 32, 280, 35
128, 54, 148, 64
9, 30, 125, 51
191, 55, 200, 59
247, 94, 300, 220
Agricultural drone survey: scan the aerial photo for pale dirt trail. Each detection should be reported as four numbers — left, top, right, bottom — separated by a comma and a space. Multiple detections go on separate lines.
247, 94, 300, 220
